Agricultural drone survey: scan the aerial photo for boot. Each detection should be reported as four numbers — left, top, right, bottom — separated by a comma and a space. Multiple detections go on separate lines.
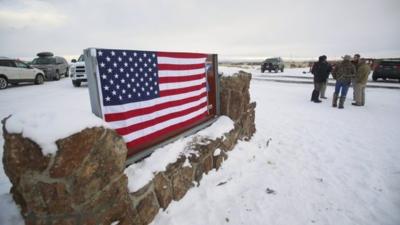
332, 93, 338, 107
338, 97, 346, 109
311, 90, 321, 103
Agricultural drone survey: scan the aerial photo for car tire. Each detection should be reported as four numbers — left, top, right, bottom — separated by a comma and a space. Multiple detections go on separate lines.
35, 74, 45, 85
72, 80, 81, 87
0, 76, 8, 90
261, 69, 265, 73
268, 70, 271, 73
54, 71, 61, 81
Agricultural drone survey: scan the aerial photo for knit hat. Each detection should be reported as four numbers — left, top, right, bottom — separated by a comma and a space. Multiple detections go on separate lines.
342, 55, 351, 60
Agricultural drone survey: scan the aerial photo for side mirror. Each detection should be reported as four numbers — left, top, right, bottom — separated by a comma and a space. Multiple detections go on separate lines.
71, 59, 77, 63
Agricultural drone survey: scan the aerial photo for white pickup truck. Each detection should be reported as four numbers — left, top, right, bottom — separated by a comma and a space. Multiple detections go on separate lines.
70, 55, 87, 87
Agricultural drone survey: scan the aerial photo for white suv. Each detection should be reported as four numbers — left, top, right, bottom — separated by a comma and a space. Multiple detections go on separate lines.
0, 57, 45, 90
70, 54, 87, 87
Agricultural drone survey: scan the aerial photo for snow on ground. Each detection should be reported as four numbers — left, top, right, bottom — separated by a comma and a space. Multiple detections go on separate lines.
1, 68, 400, 225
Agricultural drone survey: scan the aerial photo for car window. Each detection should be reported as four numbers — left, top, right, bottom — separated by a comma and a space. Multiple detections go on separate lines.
78, 55, 85, 62
32, 57, 56, 65
15, 61, 30, 69
0, 60, 15, 67
380, 61, 400, 66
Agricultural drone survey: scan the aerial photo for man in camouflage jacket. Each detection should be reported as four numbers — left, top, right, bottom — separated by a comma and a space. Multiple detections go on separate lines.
332, 55, 356, 109
352, 59, 371, 106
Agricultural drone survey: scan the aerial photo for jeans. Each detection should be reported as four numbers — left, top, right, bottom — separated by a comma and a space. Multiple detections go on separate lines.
334, 80, 350, 97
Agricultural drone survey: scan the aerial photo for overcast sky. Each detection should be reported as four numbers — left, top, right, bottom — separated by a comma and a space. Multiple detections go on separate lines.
0, 0, 399, 61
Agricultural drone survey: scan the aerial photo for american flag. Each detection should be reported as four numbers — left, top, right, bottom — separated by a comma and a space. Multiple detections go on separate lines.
95, 49, 209, 151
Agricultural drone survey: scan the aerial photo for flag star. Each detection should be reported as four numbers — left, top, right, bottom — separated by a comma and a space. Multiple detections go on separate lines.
140, 78, 144, 82
148, 58, 151, 62
135, 73, 139, 77
144, 63, 148, 67
114, 74, 119, 79
120, 68, 124, 72
148, 68, 152, 72
102, 74, 107, 79
145, 82, 148, 86
104, 85, 109, 91
153, 63, 156, 67
127, 83, 131, 88
149, 77, 153, 81
111, 51, 115, 56
134, 63, 138, 67
107, 68, 112, 73
150, 86, 153, 90
138, 93, 141, 97
130, 68, 134, 72
129, 57, 133, 62
128, 94, 132, 98
144, 73, 148, 77
121, 79, 125, 83
119, 95, 122, 100
136, 83, 140, 87
133, 88, 136, 92
124, 62, 128, 67
139, 68, 143, 72
110, 80, 114, 84
122, 51, 127, 56
152, 53, 156, 58
118, 57, 122, 62
126, 73, 130, 78
112, 90, 116, 95
155, 90, 158, 94
153, 73, 157, 76
100, 62, 105, 67
139, 58, 143, 62
116, 85, 120, 89
141, 87, 145, 91
122, 89, 126, 94
98, 51, 103, 56
113, 62, 118, 67
106, 57, 111, 62
131, 78, 135, 82
146, 92, 150, 96
105, 96, 111, 101
144, 53, 147, 57
134, 52, 137, 57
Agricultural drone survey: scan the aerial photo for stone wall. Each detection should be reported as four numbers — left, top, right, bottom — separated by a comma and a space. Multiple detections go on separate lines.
2, 71, 255, 225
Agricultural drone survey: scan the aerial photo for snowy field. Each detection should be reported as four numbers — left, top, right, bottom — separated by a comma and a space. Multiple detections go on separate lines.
1, 68, 400, 225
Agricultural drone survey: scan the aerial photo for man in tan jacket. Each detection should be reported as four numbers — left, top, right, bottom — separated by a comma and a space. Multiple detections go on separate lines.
352, 58, 371, 106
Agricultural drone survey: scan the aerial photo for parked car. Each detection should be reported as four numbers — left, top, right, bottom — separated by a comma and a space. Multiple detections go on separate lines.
0, 57, 45, 89
372, 60, 400, 82
31, 52, 69, 80
261, 57, 285, 73
69, 54, 87, 87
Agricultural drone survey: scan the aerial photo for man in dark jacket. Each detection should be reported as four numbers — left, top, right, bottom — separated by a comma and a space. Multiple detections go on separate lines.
332, 55, 356, 109
311, 55, 332, 103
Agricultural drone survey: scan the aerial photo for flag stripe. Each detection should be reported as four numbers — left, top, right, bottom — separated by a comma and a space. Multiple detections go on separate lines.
116, 101, 208, 135
158, 73, 205, 83
105, 93, 207, 123
103, 87, 206, 114
159, 78, 205, 91
159, 82, 206, 97
126, 111, 208, 148
158, 63, 205, 71
121, 106, 207, 142
157, 56, 206, 65
157, 52, 207, 59
158, 68, 206, 77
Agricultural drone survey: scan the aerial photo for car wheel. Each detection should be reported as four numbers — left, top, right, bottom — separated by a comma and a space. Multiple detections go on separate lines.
268, 70, 271, 73
0, 77, 8, 89
372, 74, 378, 81
35, 74, 45, 85
261, 69, 265, 73
54, 71, 61, 81
72, 80, 81, 87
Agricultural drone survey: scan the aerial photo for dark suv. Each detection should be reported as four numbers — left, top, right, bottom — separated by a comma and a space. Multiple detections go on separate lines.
261, 57, 285, 73
31, 52, 69, 80
372, 60, 400, 82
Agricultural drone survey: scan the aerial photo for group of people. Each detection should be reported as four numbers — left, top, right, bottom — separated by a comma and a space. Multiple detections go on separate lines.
310, 54, 371, 109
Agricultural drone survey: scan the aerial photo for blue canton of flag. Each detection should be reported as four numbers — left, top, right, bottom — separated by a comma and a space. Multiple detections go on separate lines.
96, 49, 160, 106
